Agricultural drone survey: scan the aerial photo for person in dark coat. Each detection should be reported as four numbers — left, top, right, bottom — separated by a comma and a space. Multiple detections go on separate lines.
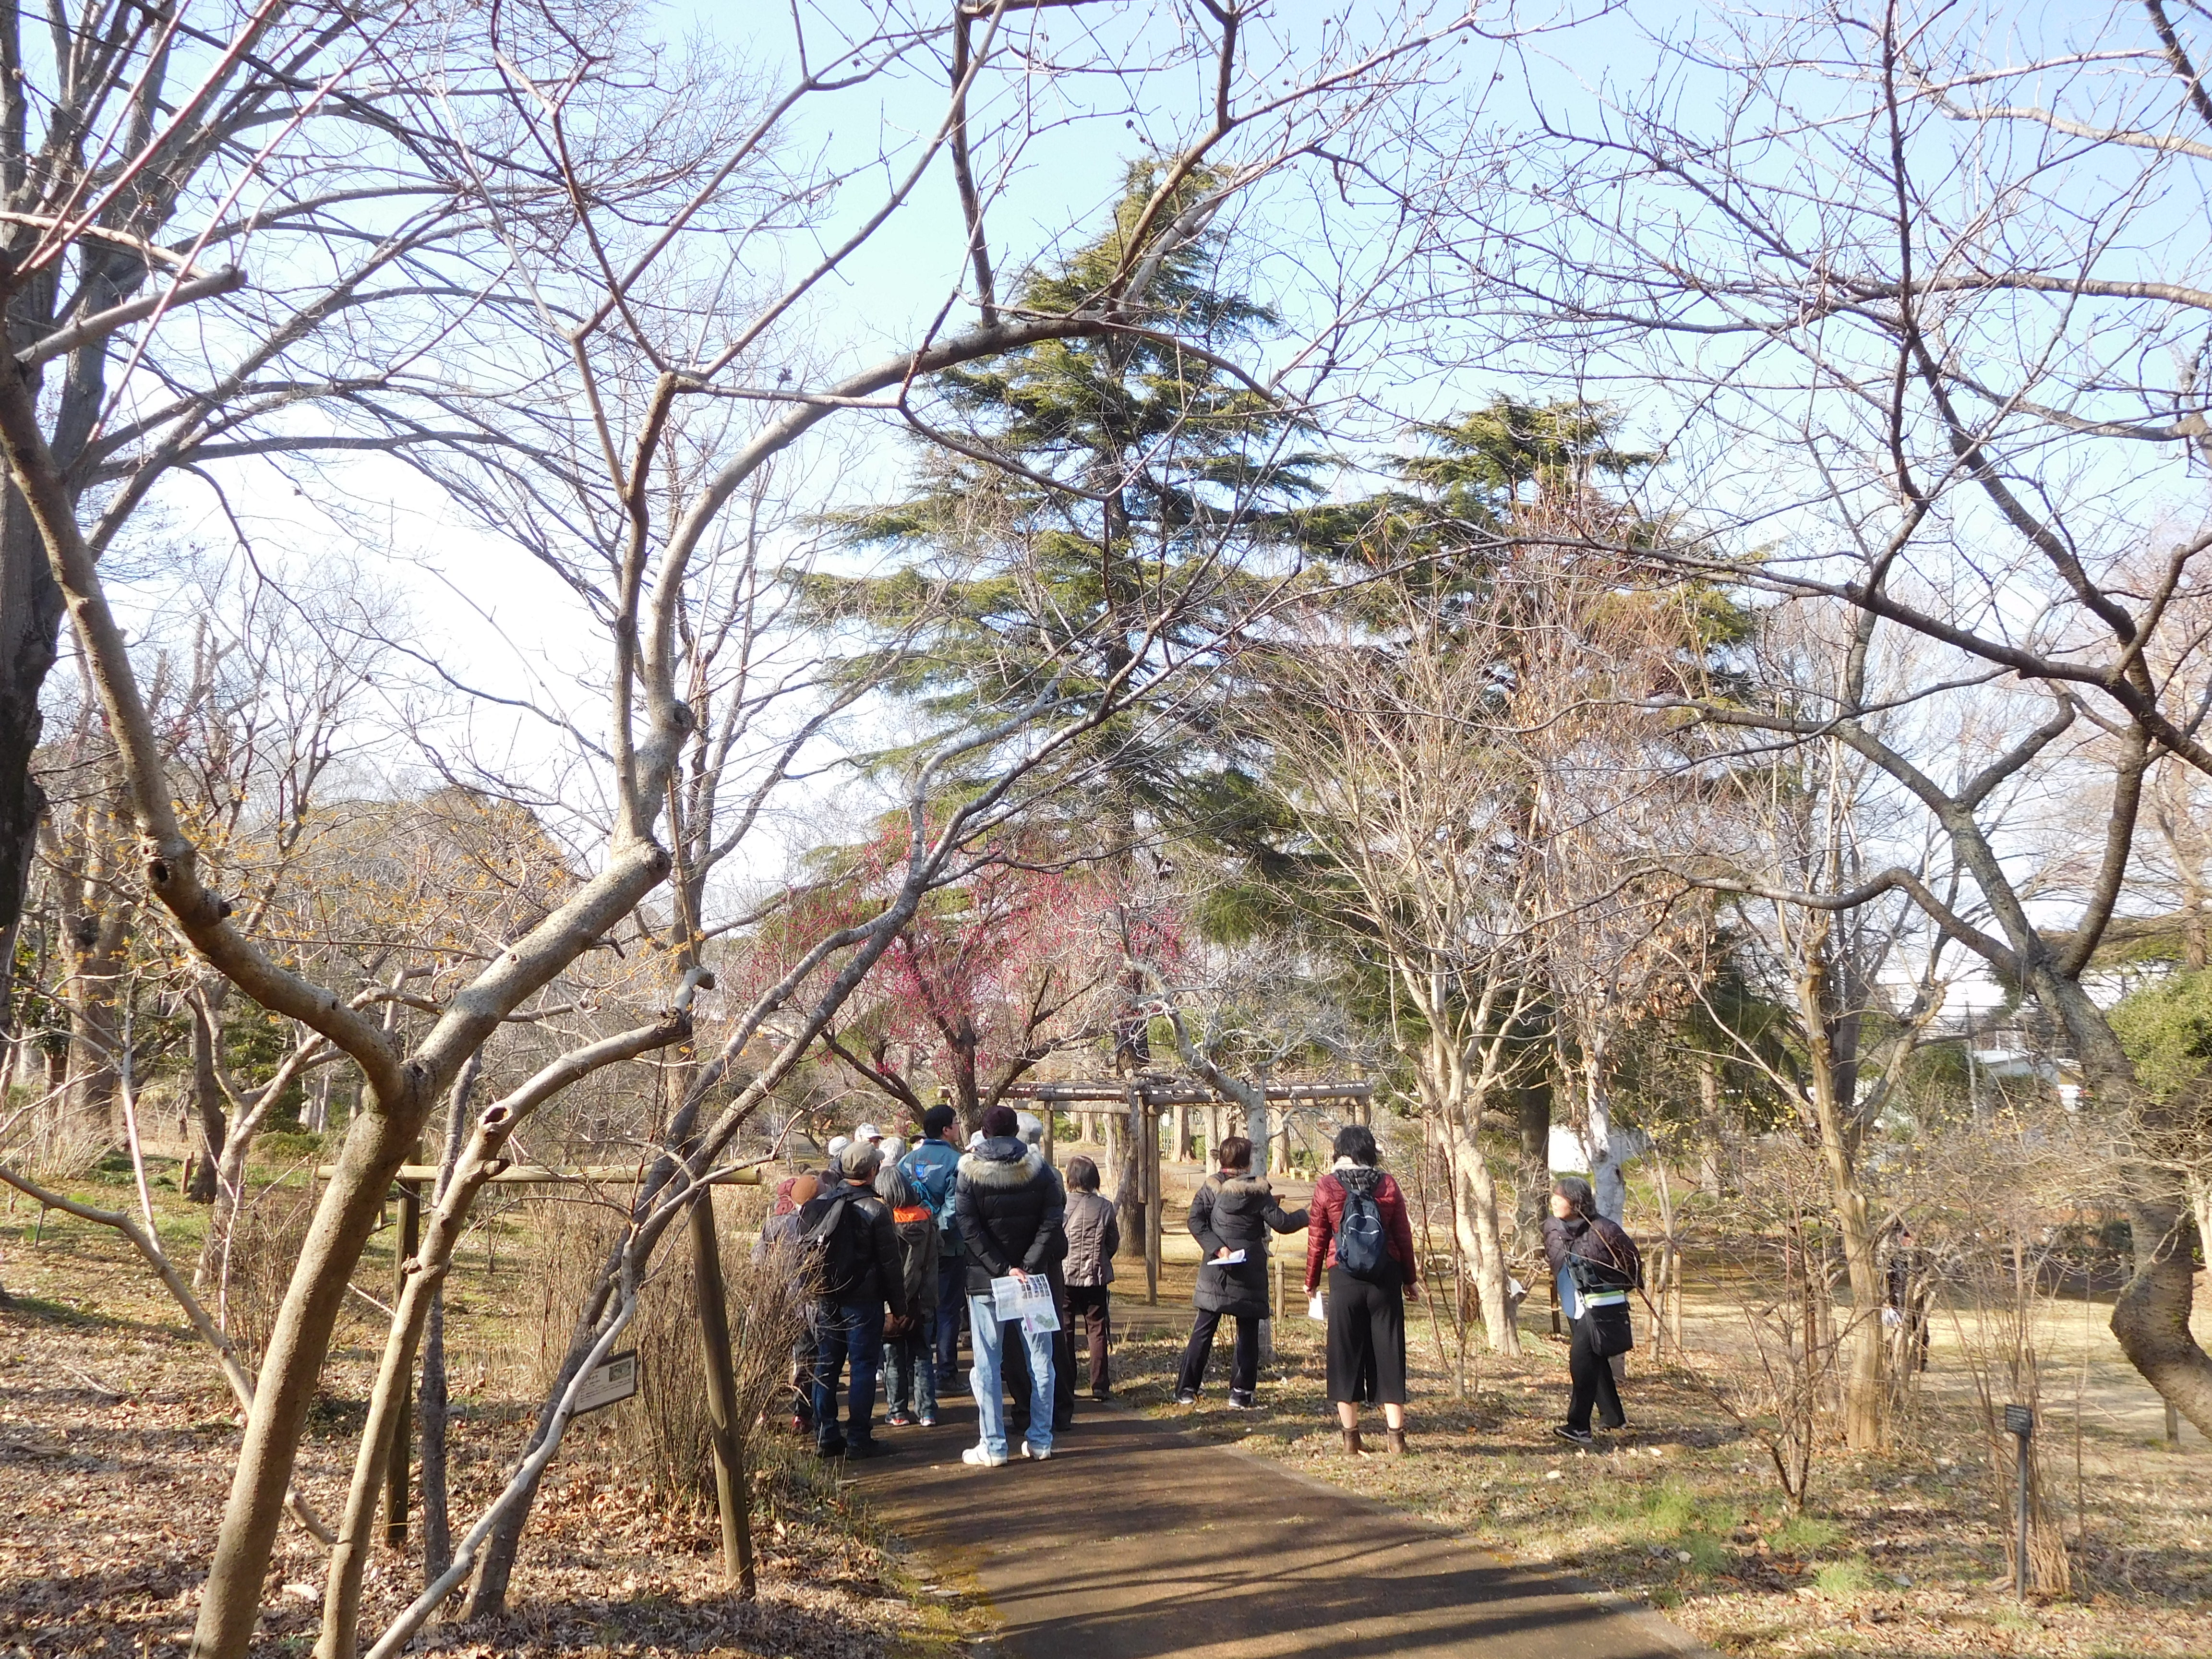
900, 1105, 967, 1393
954, 1103, 1066, 1465
1174, 1136, 1306, 1408
757, 1172, 820, 1432
1061, 1155, 1120, 1399
802, 1143, 909, 1458
876, 1162, 942, 1427
1000, 1113, 1076, 1437
1542, 1174, 1642, 1446
1305, 1123, 1419, 1455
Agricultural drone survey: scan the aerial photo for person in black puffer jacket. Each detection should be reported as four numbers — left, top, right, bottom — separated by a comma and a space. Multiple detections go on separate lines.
1174, 1136, 1307, 1409
802, 1143, 909, 1458
955, 1104, 1066, 1466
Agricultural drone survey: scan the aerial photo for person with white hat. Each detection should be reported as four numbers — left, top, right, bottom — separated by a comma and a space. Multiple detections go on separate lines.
854, 1122, 885, 1147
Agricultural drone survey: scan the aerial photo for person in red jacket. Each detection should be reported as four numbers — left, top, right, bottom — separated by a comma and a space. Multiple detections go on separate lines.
1305, 1123, 1419, 1455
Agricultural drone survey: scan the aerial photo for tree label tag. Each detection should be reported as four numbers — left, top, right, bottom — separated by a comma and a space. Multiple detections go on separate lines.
574, 1350, 638, 1415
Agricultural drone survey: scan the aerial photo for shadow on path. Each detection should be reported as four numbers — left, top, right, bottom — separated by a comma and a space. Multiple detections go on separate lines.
854, 1399, 1713, 1659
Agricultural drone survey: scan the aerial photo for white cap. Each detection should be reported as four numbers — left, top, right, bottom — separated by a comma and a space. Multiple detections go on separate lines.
854, 1122, 883, 1143
967, 1130, 985, 1150
880, 1136, 907, 1162
827, 1135, 850, 1159
1016, 1110, 1044, 1146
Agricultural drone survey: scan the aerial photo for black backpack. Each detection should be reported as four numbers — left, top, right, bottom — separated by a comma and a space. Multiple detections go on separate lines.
1335, 1180, 1388, 1280
797, 1186, 872, 1299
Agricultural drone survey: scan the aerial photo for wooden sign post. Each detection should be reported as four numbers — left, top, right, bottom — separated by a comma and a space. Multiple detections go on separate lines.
2005, 1403, 2033, 1601
385, 1143, 423, 1547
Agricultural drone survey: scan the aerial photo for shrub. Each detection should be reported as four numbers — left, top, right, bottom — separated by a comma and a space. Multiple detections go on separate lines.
529, 1190, 808, 1514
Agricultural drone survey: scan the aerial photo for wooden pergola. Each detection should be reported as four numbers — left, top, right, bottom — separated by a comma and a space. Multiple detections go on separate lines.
1003, 1076, 1372, 1304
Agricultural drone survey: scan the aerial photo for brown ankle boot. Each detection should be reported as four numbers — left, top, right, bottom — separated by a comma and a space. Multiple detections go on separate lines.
1342, 1426, 1366, 1455
1385, 1427, 1407, 1455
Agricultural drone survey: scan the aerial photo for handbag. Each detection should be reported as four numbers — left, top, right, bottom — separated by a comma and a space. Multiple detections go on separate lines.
1568, 1250, 1635, 1358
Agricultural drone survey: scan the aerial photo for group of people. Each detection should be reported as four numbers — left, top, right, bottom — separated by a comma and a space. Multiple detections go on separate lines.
762, 1108, 1646, 1466
760, 1103, 1120, 1467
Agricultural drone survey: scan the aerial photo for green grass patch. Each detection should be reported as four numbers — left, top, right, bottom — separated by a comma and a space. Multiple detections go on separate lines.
1812, 1557, 1874, 1598
1769, 1513, 1846, 1554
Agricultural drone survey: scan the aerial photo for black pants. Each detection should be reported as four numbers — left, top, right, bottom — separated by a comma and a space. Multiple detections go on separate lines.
1567, 1316, 1626, 1432
1178, 1308, 1259, 1400
1069, 1284, 1112, 1393
1324, 1264, 1407, 1405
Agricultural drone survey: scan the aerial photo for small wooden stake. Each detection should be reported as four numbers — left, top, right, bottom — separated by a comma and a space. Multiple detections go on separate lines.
384, 1155, 422, 1547
691, 1191, 753, 1596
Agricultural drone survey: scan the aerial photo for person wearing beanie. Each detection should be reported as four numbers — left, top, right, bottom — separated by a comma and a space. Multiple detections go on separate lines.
954, 1103, 1065, 1466
756, 1171, 821, 1433
900, 1104, 968, 1393
798, 1141, 908, 1458
1001, 1109, 1075, 1438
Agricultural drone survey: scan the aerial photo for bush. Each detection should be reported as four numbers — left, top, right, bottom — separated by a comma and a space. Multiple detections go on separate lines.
217, 1186, 318, 1374
528, 1190, 808, 1514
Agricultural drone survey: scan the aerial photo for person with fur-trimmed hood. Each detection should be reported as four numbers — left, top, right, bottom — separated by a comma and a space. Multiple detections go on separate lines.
1173, 1136, 1307, 1408
954, 1104, 1066, 1466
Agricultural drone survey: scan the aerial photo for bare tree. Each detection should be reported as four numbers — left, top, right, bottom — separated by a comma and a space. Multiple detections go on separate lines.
0, 4, 1485, 1654
1462, 0, 2212, 1435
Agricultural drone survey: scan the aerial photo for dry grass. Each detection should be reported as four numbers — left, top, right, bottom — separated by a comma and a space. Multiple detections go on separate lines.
0, 1161, 971, 1659
1107, 1247, 2212, 1659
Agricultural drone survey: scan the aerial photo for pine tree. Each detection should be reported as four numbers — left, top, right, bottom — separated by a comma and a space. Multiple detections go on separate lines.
810, 162, 1323, 840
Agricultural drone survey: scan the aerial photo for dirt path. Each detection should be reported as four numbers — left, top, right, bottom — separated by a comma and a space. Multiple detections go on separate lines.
857, 1399, 1713, 1659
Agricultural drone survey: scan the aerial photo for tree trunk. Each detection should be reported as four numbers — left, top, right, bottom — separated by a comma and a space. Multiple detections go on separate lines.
65, 965, 123, 1137
1113, 1087, 1145, 1258
194, 1095, 431, 1659
0, 494, 63, 941
1576, 1051, 1625, 1221
1442, 1119, 1517, 1355
2032, 968, 2212, 1439
186, 997, 225, 1204
1515, 1075, 1550, 1241
1695, 1050, 1725, 1196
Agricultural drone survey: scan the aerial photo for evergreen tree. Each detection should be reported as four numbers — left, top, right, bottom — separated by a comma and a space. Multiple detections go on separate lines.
810, 162, 1323, 845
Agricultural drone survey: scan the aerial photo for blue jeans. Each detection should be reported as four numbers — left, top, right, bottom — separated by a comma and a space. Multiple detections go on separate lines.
812, 1299, 885, 1450
935, 1255, 965, 1390
968, 1293, 1053, 1458
882, 1314, 938, 1419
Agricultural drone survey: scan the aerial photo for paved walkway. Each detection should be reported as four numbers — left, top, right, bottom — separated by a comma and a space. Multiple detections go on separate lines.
856, 1400, 1711, 1659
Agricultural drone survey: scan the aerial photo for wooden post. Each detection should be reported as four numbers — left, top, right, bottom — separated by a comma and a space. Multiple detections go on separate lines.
1171, 1099, 1189, 1164
690, 1189, 754, 1595
1144, 1092, 1162, 1306
1040, 1105, 1055, 1165
385, 1155, 423, 1546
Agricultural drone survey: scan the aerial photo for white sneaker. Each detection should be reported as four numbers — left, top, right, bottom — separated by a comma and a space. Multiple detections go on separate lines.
1021, 1442, 1052, 1461
962, 1444, 1007, 1467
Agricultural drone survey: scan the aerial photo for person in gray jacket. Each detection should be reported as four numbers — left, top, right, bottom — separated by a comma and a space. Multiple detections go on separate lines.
1061, 1156, 1121, 1400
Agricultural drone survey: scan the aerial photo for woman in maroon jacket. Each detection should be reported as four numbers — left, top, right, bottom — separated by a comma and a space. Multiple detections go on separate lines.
1305, 1123, 1419, 1455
